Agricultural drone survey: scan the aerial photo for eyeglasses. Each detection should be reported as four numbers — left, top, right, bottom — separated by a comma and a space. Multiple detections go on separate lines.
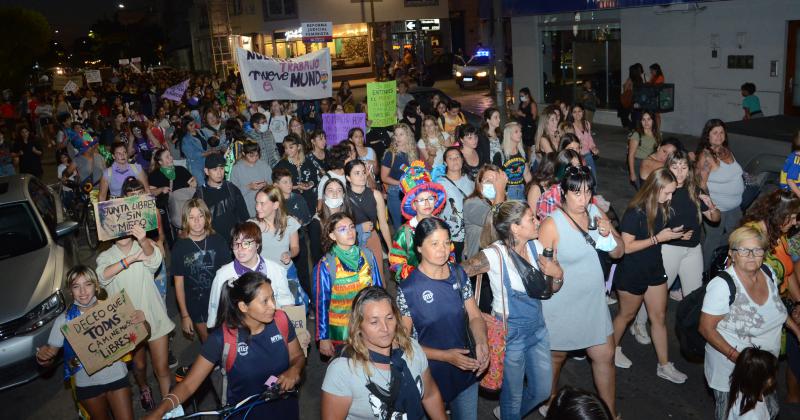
335, 224, 356, 235
232, 240, 256, 250
733, 247, 765, 258
414, 196, 436, 205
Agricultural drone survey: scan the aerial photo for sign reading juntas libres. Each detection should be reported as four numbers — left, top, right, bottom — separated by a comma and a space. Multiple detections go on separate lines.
236, 47, 332, 101
61, 290, 149, 375
94, 194, 159, 241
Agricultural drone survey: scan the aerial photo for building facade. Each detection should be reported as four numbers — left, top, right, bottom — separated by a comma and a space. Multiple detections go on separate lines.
510, 0, 800, 135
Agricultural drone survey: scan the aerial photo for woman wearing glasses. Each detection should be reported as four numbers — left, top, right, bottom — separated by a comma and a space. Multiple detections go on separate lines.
207, 221, 293, 329
314, 213, 382, 357
389, 161, 448, 282
699, 225, 799, 420
537, 165, 623, 417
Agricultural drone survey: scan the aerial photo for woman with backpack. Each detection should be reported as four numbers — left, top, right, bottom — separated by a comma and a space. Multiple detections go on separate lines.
699, 225, 798, 420
143, 271, 306, 420
313, 213, 383, 358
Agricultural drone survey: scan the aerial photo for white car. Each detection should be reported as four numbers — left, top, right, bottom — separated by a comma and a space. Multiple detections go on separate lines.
453, 51, 493, 89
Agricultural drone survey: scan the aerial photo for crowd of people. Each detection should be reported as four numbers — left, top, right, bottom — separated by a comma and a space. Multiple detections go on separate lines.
3, 64, 796, 420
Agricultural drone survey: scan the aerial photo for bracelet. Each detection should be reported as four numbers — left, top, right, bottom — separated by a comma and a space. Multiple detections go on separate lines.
119, 258, 127, 269
163, 393, 180, 409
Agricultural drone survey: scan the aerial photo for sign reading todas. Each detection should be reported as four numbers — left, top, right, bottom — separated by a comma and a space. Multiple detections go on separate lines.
322, 113, 367, 146
366, 81, 397, 128
94, 194, 159, 241
61, 290, 149, 375
237, 47, 332, 101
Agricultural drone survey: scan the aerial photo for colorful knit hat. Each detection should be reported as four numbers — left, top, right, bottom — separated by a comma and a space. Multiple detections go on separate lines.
400, 160, 446, 220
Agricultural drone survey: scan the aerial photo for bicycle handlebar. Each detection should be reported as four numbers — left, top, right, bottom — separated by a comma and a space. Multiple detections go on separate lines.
167, 387, 298, 419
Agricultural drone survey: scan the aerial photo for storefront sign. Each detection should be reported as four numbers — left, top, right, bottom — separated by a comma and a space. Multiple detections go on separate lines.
237, 48, 332, 101
302, 22, 333, 43
94, 194, 159, 241
61, 290, 149, 375
322, 113, 367, 146
420, 19, 440, 31
366, 81, 398, 128
84, 70, 102, 84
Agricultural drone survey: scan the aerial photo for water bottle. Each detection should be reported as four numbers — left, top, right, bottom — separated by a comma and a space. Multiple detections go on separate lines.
542, 247, 555, 297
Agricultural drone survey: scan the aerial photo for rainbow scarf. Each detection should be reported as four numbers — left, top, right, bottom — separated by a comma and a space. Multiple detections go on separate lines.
328, 246, 373, 343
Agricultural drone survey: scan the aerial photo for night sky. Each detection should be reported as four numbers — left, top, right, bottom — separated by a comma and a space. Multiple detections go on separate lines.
5, 0, 150, 45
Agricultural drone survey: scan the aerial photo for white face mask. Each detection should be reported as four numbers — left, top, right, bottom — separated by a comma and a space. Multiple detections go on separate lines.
257, 124, 269, 133
325, 196, 343, 209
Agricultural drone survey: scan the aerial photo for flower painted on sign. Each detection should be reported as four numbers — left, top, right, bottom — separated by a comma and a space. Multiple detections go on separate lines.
263, 81, 273, 92
128, 332, 137, 343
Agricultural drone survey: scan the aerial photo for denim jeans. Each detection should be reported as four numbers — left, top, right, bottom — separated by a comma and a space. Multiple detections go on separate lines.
448, 381, 478, 420
0, 163, 15, 176
500, 323, 552, 420
387, 184, 403, 231
506, 184, 525, 201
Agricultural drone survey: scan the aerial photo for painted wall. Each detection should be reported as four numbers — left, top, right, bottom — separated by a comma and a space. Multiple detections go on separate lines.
511, 0, 800, 135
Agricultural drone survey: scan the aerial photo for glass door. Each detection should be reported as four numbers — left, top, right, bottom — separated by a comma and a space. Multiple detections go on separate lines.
786, 21, 800, 115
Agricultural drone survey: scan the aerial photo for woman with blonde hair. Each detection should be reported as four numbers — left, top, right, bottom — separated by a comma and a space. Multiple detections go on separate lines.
321, 286, 448, 419
611, 168, 688, 384
418, 115, 451, 170
251, 184, 308, 307
499, 122, 532, 200
381, 123, 419, 230
171, 198, 232, 343
533, 107, 560, 160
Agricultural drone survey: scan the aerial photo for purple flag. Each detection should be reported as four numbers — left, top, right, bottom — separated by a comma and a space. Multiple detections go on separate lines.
322, 113, 367, 146
161, 79, 190, 102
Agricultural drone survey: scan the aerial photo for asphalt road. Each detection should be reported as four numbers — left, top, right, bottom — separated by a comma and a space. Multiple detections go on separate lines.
4, 79, 800, 420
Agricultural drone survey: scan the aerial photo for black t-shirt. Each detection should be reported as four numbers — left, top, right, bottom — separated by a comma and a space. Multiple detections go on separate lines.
201, 321, 298, 418
194, 181, 250, 244
148, 166, 193, 209
617, 207, 667, 280
665, 186, 707, 247
170, 233, 232, 321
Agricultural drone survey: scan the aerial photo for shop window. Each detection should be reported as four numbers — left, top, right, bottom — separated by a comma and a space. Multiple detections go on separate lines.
542, 26, 621, 110
262, 0, 297, 20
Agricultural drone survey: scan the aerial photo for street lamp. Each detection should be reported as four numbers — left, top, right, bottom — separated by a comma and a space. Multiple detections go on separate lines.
118, 3, 125, 8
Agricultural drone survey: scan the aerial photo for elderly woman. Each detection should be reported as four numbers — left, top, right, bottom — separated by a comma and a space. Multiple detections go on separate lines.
699, 225, 799, 420
538, 166, 624, 417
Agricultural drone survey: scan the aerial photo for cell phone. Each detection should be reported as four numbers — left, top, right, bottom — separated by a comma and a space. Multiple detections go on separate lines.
265, 375, 279, 386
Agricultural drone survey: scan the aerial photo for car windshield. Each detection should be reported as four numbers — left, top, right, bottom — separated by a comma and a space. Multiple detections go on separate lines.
467, 56, 491, 66
0, 203, 47, 260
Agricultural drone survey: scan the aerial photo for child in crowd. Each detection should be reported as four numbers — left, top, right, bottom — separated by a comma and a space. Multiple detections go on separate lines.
741, 82, 762, 120
726, 347, 778, 419
779, 130, 800, 199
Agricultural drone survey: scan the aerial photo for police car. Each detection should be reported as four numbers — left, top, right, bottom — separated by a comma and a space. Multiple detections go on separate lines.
453, 50, 493, 89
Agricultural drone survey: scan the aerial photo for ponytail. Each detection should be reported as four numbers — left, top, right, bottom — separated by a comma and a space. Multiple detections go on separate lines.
218, 271, 272, 331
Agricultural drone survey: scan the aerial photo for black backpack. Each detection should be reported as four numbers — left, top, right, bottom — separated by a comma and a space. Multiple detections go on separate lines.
675, 263, 772, 361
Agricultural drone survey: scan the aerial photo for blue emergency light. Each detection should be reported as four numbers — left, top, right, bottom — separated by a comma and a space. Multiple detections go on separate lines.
475, 49, 490, 57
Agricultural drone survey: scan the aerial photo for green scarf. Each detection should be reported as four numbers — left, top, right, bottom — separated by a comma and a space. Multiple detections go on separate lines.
332, 244, 361, 270
160, 165, 176, 181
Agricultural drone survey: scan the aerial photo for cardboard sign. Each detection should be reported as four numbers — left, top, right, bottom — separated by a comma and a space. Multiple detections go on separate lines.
52, 75, 84, 92
61, 290, 149, 375
85, 70, 102, 84
366, 81, 397, 127
302, 22, 333, 43
94, 194, 159, 241
63, 80, 79, 94
282, 305, 309, 357
237, 47, 332, 101
118, 59, 130, 65
322, 113, 367, 146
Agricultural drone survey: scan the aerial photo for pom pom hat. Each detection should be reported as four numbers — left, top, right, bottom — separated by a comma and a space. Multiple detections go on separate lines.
399, 160, 446, 219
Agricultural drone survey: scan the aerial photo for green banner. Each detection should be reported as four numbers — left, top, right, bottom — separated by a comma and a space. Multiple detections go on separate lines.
366, 80, 397, 128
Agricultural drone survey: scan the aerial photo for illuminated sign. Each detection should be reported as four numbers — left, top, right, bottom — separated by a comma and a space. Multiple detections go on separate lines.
285, 27, 303, 41
475, 49, 491, 57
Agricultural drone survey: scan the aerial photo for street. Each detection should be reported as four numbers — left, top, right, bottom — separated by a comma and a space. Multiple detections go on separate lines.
2, 79, 798, 420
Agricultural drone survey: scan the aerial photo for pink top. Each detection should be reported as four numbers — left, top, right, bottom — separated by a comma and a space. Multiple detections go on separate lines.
574, 124, 597, 155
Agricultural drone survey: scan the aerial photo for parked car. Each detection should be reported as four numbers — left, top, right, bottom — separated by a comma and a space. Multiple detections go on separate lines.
0, 175, 79, 390
409, 86, 482, 127
454, 52, 493, 89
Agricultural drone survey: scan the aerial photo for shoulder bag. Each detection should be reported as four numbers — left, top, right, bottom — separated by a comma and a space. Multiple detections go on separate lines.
477, 244, 507, 392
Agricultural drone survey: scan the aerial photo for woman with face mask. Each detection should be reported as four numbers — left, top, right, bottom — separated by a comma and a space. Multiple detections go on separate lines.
308, 178, 352, 271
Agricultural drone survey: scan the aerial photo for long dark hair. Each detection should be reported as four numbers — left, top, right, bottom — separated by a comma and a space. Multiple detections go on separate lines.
695, 118, 728, 159
726, 347, 778, 418
545, 386, 613, 420
218, 271, 272, 331
322, 212, 355, 254
481, 107, 502, 139
741, 189, 800, 248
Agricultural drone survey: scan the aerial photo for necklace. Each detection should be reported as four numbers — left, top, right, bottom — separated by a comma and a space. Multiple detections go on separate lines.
190, 237, 207, 253
350, 188, 367, 205
370, 361, 392, 384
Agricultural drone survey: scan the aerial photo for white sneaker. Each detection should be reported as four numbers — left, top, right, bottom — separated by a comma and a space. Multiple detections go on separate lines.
493, 406, 501, 419
669, 289, 684, 301
606, 294, 618, 305
539, 404, 549, 417
657, 362, 688, 384
615, 346, 632, 368
630, 322, 651, 345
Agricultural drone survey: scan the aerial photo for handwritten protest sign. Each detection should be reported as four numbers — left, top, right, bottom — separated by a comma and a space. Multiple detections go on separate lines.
85, 70, 102, 84
94, 194, 159, 241
63, 80, 79, 94
162, 79, 189, 102
322, 113, 367, 146
283, 305, 309, 357
61, 290, 148, 375
366, 81, 397, 127
52, 75, 84, 92
237, 47, 332, 101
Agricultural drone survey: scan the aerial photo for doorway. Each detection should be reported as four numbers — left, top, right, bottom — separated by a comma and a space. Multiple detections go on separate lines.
785, 20, 800, 115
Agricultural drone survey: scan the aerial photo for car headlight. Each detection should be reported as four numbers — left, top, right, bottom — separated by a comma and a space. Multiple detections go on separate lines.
476, 71, 488, 78
455, 71, 462, 77
16, 292, 65, 335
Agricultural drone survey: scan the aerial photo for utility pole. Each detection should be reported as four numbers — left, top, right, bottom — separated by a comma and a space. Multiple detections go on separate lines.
492, 0, 506, 116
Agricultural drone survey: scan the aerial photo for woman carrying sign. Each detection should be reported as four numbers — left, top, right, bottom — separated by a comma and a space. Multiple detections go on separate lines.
36, 266, 148, 420
97, 220, 174, 410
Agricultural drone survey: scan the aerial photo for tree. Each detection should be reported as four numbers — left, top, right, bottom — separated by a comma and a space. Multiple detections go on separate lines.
0, 7, 50, 91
